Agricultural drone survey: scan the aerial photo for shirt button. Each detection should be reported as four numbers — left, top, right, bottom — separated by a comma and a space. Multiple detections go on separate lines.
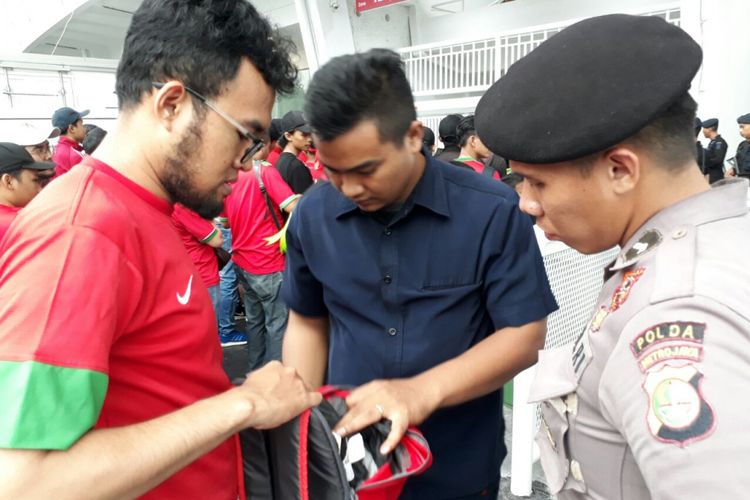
388, 328, 397, 336
384, 228, 392, 236
383, 275, 392, 284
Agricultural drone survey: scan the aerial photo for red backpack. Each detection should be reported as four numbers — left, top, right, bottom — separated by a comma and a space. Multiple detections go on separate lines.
241, 386, 433, 499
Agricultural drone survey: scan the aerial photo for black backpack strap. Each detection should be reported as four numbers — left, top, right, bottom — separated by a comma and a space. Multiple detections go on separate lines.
254, 164, 282, 230
481, 165, 495, 177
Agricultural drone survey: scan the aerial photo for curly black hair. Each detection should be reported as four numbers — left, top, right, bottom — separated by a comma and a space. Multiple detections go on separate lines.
305, 49, 416, 145
116, 0, 297, 111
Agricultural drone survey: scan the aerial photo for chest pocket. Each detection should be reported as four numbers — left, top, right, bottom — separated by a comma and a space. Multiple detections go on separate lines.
528, 345, 587, 495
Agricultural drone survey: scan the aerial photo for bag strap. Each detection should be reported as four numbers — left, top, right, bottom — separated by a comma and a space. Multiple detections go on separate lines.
254, 164, 282, 230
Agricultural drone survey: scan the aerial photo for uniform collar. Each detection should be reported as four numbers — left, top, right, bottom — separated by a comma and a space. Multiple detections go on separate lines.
334, 148, 450, 219
611, 178, 748, 271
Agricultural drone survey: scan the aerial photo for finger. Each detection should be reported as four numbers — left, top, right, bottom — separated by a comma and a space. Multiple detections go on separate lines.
379, 413, 409, 455
333, 403, 381, 437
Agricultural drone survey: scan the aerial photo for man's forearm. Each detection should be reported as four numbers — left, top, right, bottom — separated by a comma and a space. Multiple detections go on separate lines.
416, 319, 546, 409
283, 310, 329, 388
0, 389, 250, 500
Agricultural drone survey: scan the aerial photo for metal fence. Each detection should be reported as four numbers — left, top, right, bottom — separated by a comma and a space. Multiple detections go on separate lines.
400, 7, 681, 99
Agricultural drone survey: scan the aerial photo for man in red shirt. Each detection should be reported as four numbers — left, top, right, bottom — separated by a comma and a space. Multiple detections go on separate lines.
452, 115, 501, 180
0, 2, 320, 499
0, 143, 55, 241
51, 107, 88, 177
171, 204, 223, 305
225, 143, 299, 371
265, 118, 284, 166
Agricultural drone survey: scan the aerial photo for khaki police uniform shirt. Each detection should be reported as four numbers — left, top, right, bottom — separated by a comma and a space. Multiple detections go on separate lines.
529, 179, 750, 499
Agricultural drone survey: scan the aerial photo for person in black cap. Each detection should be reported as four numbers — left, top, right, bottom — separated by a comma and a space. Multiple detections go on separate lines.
734, 113, 750, 179
434, 113, 463, 162
276, 110, 314, 194
477, 13, 750, 499
451, 115, 500, 179
0, 143, 55, 240
422, 125, 436, 155
694, 117, 706, 173
266, 118, 284, 166
82, 124, 107, 155
50, 106, 89, 177
701, 118, 728, 183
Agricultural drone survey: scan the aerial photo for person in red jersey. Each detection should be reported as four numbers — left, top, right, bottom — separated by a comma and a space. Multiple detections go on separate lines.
50, 107, 88, 177
171, 202, 224, 312
0, 2, 321, 499
0, 143, 55, 241
452, 115, 501, 180
225, 141, 300, 371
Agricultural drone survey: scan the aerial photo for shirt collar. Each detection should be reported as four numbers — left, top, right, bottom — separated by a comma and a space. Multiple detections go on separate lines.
611, 178, 748, 271
58, 135, 82, 150
334, 148, 450, 220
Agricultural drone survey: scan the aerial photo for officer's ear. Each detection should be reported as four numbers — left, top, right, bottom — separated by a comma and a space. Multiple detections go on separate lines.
603, 146, 640, 195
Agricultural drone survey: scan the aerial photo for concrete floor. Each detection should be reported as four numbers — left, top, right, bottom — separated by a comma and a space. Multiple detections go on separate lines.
223, 344, 552, 499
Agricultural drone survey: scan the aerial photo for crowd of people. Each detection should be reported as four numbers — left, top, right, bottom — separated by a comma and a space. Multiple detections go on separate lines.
0, 1, 749, 500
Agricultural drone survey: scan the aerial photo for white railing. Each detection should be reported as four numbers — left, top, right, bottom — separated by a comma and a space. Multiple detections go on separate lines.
400, 7, 681, 98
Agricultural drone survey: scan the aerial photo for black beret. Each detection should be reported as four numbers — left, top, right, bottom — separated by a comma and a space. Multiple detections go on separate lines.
694, 117, 702, 134
701, 118, 718, 128
269, 118, 283, 142
438, 114, 463, 141
476, 14, 702, 164
737, 114, 750, 125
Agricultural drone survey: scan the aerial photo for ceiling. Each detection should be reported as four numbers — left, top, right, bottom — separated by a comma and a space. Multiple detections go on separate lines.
24, 0, 301, 60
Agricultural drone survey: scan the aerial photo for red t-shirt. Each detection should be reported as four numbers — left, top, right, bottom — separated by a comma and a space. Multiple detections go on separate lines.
0, 157, 240, 499
266, 145, 282, 167
224, 163, 296, 275
52, 136, 85, 177
0, 204, 20, 242
171, 204, 220, 287
456, 156, 501, 180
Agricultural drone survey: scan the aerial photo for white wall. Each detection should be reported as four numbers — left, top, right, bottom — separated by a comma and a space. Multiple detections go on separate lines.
349, 4, 413, 52
681, 0, 750, 157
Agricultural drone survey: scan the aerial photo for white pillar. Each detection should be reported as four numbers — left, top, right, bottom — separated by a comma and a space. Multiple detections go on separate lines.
510, 365, 538, 497
294, 0, 357, 72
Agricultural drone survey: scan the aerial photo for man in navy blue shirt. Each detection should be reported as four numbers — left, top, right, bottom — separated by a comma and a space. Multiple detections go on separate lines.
282, 49, 558, 499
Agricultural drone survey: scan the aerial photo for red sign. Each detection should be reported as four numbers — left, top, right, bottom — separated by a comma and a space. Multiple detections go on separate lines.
356, 0, 407, 13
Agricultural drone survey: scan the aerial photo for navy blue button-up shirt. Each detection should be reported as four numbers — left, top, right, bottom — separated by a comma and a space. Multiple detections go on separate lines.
283, 153, 558, 499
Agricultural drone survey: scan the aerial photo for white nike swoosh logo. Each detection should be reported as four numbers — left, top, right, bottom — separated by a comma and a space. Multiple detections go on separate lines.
176, 275, 193, 306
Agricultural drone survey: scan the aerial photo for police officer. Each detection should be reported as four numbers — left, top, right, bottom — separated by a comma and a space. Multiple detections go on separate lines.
702, 118, 728, 183
476, 14, 750, 499
735, 113, 750, 179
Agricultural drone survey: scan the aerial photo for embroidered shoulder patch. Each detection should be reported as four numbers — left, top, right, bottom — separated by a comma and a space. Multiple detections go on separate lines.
643, 363, 715, 447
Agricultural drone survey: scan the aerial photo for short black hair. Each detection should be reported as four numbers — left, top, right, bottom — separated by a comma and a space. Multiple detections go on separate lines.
82, 126, 108, 155
456, 115, 477, 148
628, 92, 698, 171
116, 0, 297, 111
60, 118, 82, 136
305, 49, 416, 145
422, 126, 435, 148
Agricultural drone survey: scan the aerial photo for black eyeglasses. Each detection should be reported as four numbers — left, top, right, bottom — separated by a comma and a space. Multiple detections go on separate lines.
152, 82, 265, 164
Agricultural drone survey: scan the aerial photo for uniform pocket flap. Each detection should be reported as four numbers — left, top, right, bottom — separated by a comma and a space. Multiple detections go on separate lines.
528, 345, 578, 403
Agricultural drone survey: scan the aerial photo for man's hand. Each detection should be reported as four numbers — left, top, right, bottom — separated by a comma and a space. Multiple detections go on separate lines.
333, 378, 440, 455
235, 361, 322, 429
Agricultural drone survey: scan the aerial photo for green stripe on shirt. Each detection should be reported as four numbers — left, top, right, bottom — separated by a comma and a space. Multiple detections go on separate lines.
200, 227, 219, 244
0, 360, 108, 449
